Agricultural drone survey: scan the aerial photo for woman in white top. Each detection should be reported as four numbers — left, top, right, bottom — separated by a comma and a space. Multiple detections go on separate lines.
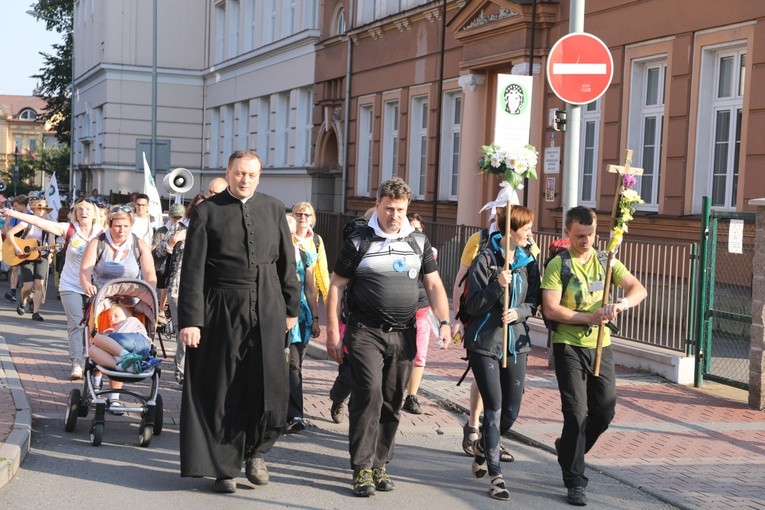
1, 198, 103, 380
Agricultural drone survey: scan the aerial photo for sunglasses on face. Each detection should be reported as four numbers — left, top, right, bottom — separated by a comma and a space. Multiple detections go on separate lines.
110, 205, 133, 214
294, 212, 312, 218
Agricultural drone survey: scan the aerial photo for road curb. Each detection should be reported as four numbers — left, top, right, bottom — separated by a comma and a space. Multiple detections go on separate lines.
0, 335, 31, 491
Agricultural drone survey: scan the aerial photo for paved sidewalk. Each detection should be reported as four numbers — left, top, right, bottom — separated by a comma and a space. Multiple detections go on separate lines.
1, 287, 764, 509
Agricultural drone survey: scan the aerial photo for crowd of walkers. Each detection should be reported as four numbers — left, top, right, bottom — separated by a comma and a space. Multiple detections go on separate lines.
0, 149, 646, 506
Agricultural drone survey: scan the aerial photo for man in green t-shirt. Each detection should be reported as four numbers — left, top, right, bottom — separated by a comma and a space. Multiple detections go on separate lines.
540, 206, 646, 507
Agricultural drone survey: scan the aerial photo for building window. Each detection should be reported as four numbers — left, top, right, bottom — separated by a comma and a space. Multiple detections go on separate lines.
334, 6, 346, 35
228, 0, 240, 58
628, 59, 666, 210
578, 99, 600, 206
276, 92, 291, 166
357, 105, 373, 196
223, 104, 234, 163
256, 97, 269, 165
29, 138, 37, 153
18, 108, 38, 121
237, 101, 250, 151
408, 96, 428, 199
209, 108, 220, 167
296, 88, 313, 166
695, 46, 746, 211
215, 3, 225, 62
440, 91, 461, 200
381, 101, 399, 182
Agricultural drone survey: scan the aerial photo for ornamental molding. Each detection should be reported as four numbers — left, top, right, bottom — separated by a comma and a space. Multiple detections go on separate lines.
458, 73, 486, 93
463, 7, 518, 31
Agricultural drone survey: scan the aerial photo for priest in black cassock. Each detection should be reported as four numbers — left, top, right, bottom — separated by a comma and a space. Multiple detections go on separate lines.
177, 150, 301, 494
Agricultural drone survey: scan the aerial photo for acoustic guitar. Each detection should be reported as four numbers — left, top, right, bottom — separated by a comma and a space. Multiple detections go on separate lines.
2, 237, 63, 266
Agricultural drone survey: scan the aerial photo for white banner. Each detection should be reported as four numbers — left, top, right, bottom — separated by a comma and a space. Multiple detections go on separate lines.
44, 172, 63, 221
142, 152, 164, 229
494, 74, 533, 148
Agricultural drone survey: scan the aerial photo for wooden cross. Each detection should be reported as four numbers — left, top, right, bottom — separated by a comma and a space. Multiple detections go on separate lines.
594, 149, 643, 377
606, 150, 644, 219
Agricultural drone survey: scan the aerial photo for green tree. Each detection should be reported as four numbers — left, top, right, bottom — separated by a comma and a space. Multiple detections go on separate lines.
30, 0, 73, 146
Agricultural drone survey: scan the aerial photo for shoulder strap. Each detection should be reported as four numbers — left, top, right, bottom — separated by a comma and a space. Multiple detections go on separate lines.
96, 232, 107, 264
595, 250, 608, 275
313, 233, 321, 252
350, 226, 375, 271
558, 250, 573, 292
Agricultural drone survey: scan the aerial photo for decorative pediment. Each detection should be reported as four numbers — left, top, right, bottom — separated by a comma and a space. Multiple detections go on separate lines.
448, 0, 530, 34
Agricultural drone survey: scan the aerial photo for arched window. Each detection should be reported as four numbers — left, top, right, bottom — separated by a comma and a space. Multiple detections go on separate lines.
334, 5, 346, 36
18, 108, 38, 121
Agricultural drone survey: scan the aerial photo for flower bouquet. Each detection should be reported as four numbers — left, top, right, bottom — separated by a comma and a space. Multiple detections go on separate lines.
607, 174, 644, 253
478, 143, 538, 189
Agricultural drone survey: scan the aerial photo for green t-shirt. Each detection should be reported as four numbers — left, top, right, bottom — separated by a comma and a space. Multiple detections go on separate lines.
540, 249, 629, 348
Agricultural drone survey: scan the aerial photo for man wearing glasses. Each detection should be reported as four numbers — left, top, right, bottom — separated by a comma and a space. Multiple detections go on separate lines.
131, 194, 154, 245
206, 178, 228, 197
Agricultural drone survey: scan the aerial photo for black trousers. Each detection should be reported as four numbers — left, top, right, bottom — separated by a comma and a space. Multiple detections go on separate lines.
470, 351, 527, 477
346, 322, 414, 470
329, 357, 353, 404
287, 342, 306, 420
553, 343, 616, 488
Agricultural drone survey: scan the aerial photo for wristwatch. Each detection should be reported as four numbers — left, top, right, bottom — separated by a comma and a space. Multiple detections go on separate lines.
439, 320, 451, 327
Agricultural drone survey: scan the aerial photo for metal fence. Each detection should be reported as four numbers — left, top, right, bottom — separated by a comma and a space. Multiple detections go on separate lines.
315, 211, 695, 352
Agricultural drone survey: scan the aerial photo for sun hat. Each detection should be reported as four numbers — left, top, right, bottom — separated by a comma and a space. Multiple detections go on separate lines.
169, 203, 185, 217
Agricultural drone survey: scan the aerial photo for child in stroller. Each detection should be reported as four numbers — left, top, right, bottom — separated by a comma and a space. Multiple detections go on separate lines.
89, 304, 161, 374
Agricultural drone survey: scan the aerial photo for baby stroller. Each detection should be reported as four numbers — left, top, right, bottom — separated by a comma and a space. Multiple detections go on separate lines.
64, 278, 164, 447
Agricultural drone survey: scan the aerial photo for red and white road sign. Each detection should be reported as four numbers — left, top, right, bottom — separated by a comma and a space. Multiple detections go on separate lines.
547, 33, 613, 105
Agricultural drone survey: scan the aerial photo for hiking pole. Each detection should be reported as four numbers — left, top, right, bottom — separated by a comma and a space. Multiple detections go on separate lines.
594, 149, 643, 376
502, 203, 512, 369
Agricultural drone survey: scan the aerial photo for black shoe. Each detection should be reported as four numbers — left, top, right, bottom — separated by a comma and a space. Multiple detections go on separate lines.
245, 457, 269, 485
212, 478, 236, 493
25, 300, 33, 313
31, 312, 44, 322
352, 468, 375, 497
462, 423, 479, 456
330, 401, 345, 424
16, 304, 24, 316
567, 486, 588, 506
286, 417, 306, 433
5, 290, 17, 302
372, 466, 395, 491
402, 394, 423, 414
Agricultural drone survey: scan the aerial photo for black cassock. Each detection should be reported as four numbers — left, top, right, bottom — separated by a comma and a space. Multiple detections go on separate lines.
177, 190, 300, 478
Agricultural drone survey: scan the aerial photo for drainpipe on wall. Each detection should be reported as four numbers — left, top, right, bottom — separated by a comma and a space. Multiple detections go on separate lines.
431, 0, 448, 223
523, 0, 538, 206
341, 1, 355, 214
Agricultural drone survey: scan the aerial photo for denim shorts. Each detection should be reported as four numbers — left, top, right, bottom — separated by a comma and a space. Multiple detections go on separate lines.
107, 332, 150, 358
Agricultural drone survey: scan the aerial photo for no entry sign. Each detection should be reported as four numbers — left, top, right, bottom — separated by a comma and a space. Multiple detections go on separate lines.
547, 33, 613, 105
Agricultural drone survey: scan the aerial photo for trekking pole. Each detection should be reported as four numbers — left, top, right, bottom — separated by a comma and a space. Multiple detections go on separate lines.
502, 203, 512, 369
594, 149, 643, 376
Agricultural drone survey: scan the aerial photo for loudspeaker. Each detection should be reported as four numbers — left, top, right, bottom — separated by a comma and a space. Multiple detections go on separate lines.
0, 181, 6, 192
163, 168, 194, 194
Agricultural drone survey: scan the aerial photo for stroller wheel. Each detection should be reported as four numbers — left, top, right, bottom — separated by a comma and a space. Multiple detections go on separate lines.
64, 389, 81, 432
90, 422, 104, 446
139, 425, 153, 447
154, 394, 164, 436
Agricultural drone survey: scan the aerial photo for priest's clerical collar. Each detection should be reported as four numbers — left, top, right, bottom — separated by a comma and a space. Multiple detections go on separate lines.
226, 187, 254, 203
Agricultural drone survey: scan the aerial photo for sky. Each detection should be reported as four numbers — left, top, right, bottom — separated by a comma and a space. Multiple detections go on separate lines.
0, 2, 66, 96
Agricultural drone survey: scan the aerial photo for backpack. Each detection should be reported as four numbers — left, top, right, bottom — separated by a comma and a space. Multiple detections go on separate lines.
541, 239, 608, 332
453, 228, 497, 327
96, 232, 142, 270
454, 248, 498, 327
340, 216, 426, 319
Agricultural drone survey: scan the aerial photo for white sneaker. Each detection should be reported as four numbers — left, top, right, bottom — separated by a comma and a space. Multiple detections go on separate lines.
70, 364, 83, 381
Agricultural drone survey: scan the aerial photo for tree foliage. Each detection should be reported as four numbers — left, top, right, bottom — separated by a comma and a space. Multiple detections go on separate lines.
30, 0, 73, 145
